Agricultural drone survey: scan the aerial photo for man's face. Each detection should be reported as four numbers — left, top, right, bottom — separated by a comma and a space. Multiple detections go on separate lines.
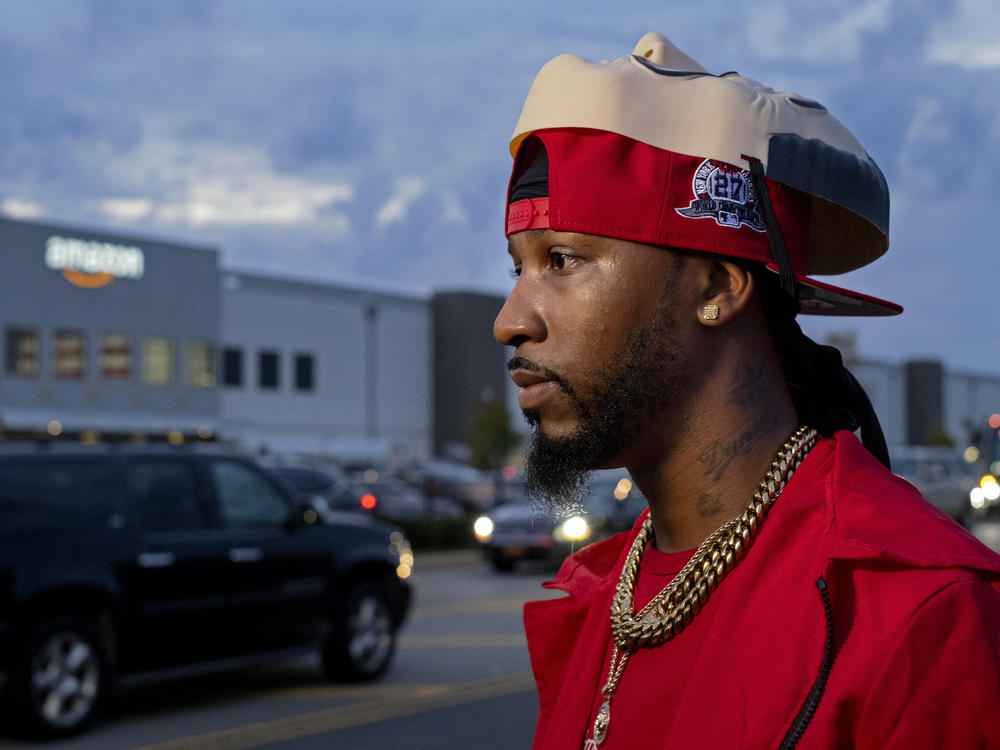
494, 229, 698, 506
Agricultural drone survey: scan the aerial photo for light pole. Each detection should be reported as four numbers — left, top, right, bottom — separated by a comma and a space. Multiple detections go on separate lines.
365, 302, 378, 439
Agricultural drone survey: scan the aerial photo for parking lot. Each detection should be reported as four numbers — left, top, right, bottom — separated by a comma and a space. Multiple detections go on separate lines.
0, 551, 557, 750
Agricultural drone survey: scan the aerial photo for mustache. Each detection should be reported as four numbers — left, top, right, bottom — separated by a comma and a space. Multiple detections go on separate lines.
507, 356, 588, 417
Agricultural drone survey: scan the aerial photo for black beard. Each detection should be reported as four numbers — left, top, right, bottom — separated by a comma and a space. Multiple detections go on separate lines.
519, 300, 684, 512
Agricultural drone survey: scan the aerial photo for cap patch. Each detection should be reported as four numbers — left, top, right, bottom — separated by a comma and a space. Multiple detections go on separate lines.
676, 159, 765, 232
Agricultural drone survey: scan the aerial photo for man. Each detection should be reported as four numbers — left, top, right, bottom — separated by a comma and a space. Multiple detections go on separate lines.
494, 33, 1000, 749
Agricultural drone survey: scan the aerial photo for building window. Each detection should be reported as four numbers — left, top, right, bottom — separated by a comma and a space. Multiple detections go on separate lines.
100, 333, 132, 381
54, 329, 86, 380
143, 337, 173, 385
295, 353, 315, 391
258, 351, 279, 389
6, 327, 39, 376
222, 348, 243, 387
186, 340, 215, 387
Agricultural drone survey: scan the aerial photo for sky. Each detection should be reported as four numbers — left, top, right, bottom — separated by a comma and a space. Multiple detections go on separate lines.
1, 0, 998, 373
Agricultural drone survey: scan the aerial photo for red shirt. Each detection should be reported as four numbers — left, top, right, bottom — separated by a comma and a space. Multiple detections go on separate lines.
525, 431, 1000, 749
582, 542, 696, 749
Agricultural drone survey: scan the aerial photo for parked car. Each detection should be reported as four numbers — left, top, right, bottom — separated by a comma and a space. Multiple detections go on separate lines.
0, 445, 413, 738
473, 471, 647, 571
890, 445, 979, 521
266, 464, 364, 519
399, 459, 497, 512
350, 472, 467, 519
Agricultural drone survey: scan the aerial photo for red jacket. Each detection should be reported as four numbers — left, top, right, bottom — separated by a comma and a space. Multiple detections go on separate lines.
525, 432, 1000, 749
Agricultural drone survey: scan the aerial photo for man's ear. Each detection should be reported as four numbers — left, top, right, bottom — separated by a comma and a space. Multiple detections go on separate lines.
697, 259, 755, 326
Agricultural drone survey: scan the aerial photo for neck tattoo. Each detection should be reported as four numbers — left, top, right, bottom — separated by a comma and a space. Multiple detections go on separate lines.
591, 425, 818, 746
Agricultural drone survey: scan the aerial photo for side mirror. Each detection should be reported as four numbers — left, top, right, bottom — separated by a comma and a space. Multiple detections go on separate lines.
286, 501, 320, 530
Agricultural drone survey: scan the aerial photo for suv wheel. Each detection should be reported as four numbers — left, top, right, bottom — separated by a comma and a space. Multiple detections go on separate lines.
489, 549, 516, 572
323, 582, 396, 682
9, 615, 106, 738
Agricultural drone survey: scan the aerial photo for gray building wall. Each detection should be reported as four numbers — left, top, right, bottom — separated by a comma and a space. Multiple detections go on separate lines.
431, 292, 508, 457
856, 357, 998, 451
219, 273, 431, 459
0, 217, 219, 435
944, 371, 1000, 450
905, 360, 945, 444
853, 359, 907, 446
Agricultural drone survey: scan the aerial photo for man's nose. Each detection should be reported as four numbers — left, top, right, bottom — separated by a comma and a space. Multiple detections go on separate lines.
494, 281, 545, 348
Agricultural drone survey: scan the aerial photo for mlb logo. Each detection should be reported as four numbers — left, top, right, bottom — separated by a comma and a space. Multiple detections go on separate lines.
676, 158, 765, 232
716, 211, 739, 227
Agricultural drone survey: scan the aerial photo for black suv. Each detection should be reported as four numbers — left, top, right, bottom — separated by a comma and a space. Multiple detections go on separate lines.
0, 446, 413, 738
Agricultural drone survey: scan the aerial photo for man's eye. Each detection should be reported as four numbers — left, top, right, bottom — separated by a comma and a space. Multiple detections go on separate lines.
550, 252, 569, 270
509, 267, 521, 279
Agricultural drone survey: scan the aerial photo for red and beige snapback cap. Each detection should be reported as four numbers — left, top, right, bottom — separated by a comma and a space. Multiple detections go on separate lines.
505, 33, 901, 317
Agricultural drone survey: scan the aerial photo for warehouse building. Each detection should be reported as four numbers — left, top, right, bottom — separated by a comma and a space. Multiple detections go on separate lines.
0, 217, 434, 459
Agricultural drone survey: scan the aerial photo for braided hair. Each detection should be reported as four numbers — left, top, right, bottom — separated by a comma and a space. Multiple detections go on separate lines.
749, 264, 892, 470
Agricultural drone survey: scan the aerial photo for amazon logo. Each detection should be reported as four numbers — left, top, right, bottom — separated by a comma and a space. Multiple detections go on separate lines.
45, 235, 145, 289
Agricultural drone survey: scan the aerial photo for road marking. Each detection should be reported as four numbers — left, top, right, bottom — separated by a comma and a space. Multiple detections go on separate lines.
399, 633, 526, 648
249, 682, 434, 702
130, 671, 536, 750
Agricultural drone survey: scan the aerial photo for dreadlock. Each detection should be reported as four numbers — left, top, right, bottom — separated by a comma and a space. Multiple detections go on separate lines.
749, 264, 892, 470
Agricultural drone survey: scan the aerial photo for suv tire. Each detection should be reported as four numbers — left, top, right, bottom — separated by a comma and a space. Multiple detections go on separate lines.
489, 549, 516, 572
8, 614, 107, 739
323, 581, 396, 682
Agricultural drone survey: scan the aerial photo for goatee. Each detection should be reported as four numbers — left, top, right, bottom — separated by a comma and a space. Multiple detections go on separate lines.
518, 300, 685, 512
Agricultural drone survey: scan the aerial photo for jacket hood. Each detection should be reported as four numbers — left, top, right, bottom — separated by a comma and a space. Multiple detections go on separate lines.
823, 432, 1000, 574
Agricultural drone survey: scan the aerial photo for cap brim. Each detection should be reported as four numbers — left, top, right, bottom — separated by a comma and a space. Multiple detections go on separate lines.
764, 263, 902, 316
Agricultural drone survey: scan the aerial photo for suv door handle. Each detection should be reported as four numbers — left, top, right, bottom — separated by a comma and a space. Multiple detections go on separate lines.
228, 547, 264, 563
137, 551, 177, 568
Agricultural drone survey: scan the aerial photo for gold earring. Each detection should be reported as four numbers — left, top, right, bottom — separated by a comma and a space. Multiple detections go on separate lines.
703, 304, 720, 321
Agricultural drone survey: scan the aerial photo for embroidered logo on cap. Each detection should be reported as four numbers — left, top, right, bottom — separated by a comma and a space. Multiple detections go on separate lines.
676, 159, 765, 231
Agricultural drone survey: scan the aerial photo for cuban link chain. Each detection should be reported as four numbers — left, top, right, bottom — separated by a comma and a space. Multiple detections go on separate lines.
592, 425, 818, 745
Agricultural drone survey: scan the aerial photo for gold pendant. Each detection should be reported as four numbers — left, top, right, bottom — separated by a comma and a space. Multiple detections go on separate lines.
594, 699, 611, 745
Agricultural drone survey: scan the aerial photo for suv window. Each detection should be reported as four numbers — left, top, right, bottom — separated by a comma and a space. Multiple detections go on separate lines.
210, 459, 290, 527
0, 457, 119, 537
129, 460, 204, 531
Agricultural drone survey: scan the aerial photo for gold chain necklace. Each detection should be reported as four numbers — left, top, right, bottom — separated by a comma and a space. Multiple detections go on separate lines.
592, 425, 818, 746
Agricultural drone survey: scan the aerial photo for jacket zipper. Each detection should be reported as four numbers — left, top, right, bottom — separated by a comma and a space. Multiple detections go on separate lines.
779, 577, 835, 749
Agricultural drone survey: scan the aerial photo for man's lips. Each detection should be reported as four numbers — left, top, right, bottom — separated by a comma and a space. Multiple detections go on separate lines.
509, 368, 562, 410
509, 369, 550, 388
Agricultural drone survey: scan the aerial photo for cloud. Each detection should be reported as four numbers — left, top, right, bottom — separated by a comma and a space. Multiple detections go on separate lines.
1, 198, 43, 219
895, 98, 950, 194
153, 177, 353, 228
744, 0, 893, 65
438, 188, 469, 226
925, 0, 1000, 69
99, 137, 354, 229
99, 198, 153, 222
375, 177, 427, 229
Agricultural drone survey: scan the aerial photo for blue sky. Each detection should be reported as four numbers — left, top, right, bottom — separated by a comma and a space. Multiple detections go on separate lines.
1, 0, 998, 372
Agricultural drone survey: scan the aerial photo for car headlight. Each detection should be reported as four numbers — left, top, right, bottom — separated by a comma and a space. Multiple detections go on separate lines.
474, 516, 494, 542
972, 475, 1000, 510
971, 487, 986, 510
556, 515, 590, 542
982, 477, 1000, 503
389, 530, 413, 579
